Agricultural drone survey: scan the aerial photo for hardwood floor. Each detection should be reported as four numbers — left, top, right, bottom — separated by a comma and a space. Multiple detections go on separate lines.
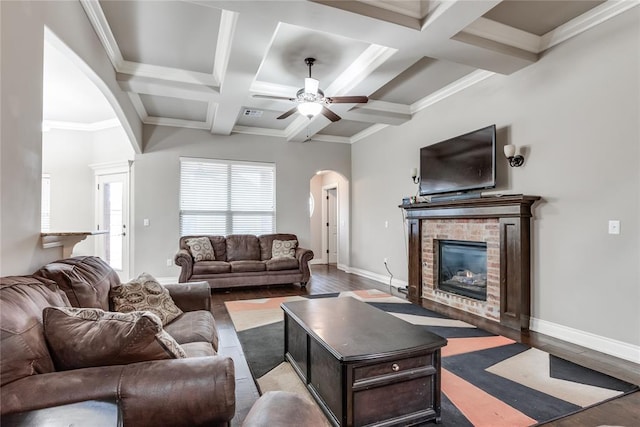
211, 264, 639, 426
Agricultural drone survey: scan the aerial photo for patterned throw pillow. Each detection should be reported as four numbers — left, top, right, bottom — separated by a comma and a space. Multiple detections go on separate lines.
43, 307, 186, 371
272, 239, 297, 259
110, 273, 183, 326
185, 237, 215, 262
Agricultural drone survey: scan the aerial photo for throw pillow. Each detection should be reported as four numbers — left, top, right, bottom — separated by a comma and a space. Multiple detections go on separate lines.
271, 239, 297, 259
185, 237, 215, 262
43, 307, 186, 371
110, 273, 183, 325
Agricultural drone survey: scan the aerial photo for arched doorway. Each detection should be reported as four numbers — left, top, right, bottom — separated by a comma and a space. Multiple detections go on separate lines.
309, 170, 349, 270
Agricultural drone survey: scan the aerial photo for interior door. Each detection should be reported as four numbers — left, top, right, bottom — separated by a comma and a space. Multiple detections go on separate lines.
96, 172, 129, 280
327, 188, 338, 264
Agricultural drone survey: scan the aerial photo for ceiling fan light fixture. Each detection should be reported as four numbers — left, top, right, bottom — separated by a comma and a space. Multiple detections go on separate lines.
298, 101, 322, 118
304, 77, 319, 95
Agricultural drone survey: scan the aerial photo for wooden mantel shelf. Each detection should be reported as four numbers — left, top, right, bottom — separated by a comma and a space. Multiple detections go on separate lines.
41, 231, 108, 258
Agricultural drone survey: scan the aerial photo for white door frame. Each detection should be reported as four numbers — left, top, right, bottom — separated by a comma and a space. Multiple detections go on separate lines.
90, 160, 132, 280
321, 183, 339, 265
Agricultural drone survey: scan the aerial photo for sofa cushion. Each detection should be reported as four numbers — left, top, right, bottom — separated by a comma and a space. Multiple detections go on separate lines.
0, 276, 69, 386
230, 260, 266, 273
226, 235, 261, 261
271, 240, 297, 259
181, 235, 227, 261
185, 237, 215, 262
111, 273, 183, 326
43, 307, 186, 371
164, 311, 219, 350
265, 257, 299, 271
193, 261, 231, 275
34, 256, 119, 310
181, 342, 217, 358
259, 234, 298, 260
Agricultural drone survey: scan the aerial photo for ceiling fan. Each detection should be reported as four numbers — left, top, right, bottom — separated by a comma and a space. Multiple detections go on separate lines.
253, 57, 368, 122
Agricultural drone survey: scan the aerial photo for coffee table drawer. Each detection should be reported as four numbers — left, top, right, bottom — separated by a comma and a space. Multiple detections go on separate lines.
353, 353, 435, 381
353, 376, 435, 426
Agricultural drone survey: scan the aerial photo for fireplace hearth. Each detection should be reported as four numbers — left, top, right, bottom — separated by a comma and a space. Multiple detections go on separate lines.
438, 240, 487, 300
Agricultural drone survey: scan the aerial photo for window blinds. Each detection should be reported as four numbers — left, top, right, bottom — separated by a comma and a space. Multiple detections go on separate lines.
180, 158, 275, 236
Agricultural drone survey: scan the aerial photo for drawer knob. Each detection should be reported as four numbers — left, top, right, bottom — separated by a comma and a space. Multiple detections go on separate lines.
391, 363, 400, 372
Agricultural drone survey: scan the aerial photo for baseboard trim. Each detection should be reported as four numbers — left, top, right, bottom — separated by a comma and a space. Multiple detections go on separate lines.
348, 266, 409, 290
309, 259, 325, 265
155, 276, 179, 285
530, 317, 640, 364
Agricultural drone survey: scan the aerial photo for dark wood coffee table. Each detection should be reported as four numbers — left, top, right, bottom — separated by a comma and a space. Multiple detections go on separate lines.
281, 297, 447, 426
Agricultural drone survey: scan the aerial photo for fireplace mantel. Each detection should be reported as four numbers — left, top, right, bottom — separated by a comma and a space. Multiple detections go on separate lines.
402, 194, 540, 333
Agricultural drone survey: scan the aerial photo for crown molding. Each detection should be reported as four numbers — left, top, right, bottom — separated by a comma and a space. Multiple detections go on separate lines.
540, 0, 640, 51
411, 69, 495, 114
232, 125, 286, 138
79, 0, 124, 69
312, 134, 351, 144
350, 123, 389, 144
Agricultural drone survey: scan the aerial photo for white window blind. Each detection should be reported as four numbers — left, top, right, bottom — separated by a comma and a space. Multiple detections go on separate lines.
180, 158, 275, 236
41, 174, 51, 232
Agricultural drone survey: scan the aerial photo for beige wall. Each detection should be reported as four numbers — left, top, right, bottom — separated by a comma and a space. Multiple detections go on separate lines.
0, 1, 141, 275
133, 125, 351, 277
351, 9, 640, 348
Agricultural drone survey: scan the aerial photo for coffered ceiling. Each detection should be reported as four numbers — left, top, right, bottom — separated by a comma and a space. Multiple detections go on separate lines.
73, 0, 632, 143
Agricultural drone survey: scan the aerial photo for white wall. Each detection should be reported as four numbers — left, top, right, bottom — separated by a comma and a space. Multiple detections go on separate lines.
0, 1, 141, 275
41, 126, 134, 256
351, 9, 640, 349
133, 125, 351, 277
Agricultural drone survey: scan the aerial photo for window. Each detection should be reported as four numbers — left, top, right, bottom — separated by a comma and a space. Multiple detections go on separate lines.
180, 158, 275, 236
309, 193, 315, 217
41, 174, 51, 232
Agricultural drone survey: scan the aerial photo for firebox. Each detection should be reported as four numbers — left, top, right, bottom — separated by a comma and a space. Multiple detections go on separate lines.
438, 240, 487, 300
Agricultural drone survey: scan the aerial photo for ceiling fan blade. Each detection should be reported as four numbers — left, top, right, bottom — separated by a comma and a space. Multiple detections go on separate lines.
253, 94, 296, 101
304, 78, 319, 95
326, 96, 369, 104
277, 107, 298, 120
321, 106, 341, 122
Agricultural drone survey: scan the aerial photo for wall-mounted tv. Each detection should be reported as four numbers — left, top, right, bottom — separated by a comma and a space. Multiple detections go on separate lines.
419, 124, 496, 196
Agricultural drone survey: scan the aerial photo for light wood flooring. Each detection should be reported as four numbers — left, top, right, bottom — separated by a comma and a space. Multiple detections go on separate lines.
211, 265, 640, 426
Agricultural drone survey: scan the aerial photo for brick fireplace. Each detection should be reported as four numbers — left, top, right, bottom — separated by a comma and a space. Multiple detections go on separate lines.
423, 219, 500, 322
403, 195, 540, 333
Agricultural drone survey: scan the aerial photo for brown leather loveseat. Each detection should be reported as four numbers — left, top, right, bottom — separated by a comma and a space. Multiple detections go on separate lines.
0, 256, 235, 427
175, 233, 314, 289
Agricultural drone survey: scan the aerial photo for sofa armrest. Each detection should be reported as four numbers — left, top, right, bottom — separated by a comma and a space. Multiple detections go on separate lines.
119, 356, 235, 426
295, 247, 314, 283
1, 357, 235, 427
175, 249, 194, 283
164, 281, 211, 312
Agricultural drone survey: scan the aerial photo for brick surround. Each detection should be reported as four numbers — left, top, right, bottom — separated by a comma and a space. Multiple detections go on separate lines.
422, 218, 500, 321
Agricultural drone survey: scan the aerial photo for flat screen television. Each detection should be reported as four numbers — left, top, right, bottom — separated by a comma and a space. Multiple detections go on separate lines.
419, 124, 496, 196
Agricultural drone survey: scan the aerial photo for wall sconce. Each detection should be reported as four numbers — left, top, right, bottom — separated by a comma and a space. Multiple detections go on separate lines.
504, 145, 524, 167
410, 168, 420, 184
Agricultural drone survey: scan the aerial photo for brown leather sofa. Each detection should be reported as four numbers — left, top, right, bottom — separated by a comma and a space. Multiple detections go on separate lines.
175, 233, 314, 289
0, 256, 235, 427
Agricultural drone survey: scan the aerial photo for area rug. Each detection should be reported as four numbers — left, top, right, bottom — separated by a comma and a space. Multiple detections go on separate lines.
225, 290, 637, 426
